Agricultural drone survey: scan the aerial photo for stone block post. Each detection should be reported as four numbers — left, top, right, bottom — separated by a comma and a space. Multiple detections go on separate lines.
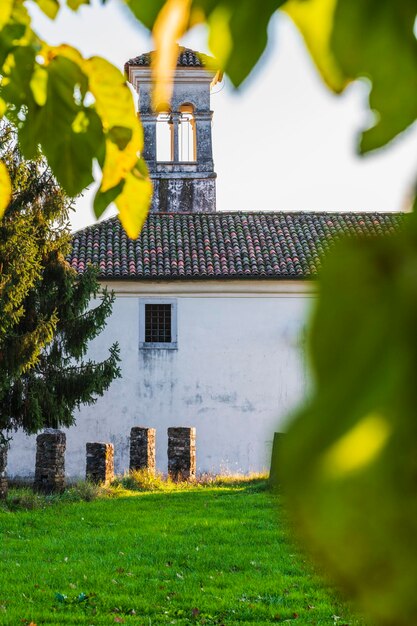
130, 427, 156, 474
86, 443, 114, 485
167, 427, 196, 481
34, 430, 66, 493
0, 443, 8, 499
269, 432, 285, 489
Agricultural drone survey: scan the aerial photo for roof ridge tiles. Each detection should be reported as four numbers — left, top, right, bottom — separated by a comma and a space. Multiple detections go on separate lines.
124, 46, 218, 72
71, 210, 405, 235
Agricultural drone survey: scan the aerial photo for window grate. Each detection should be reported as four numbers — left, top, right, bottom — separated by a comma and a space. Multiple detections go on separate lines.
145, 304, 172, 343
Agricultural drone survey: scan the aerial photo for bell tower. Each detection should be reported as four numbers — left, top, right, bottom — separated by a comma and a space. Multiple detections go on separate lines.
125, 47, 221, 213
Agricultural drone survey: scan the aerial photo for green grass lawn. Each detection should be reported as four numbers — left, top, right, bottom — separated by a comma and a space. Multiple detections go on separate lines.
0, 480, 366, 626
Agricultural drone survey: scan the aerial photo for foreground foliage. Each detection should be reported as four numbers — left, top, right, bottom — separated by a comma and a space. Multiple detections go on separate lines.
280, 212, 417, 626
0, 480, 365, 625
0, 0, 152, 237
1, 1, 416, 230
2, 1, 417, 623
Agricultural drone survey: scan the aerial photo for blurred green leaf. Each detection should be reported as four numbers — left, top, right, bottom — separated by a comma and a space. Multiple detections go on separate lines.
1, 45, 37, 111
283, 0, 348, 94
0, 3, 151, 232
331, 0, 417, 152
126, 0, 284, 87
19, 55, 104, 195
93, 180, 124, 218
0, 23, 29, 68
126, 0, 166, 30
33, 0, 60, 19
197, 0, 285, 86
107, 125, 132, 150
67, 0, 91, 9
280, 212, 417, 625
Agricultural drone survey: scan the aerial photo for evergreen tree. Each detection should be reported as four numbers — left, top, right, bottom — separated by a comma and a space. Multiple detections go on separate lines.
0, 126, 120, 444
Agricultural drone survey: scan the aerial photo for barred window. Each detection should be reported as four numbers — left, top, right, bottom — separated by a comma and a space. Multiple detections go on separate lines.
139, 299, 178, 349
145, 304, 171, 343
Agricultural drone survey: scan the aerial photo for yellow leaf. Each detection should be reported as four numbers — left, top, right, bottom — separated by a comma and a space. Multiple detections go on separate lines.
100, 140, 128, 192
189, 6, 205, 28
207, 5, 233, 71
37, 44, 151, 235
0, 0, 13, 29
39, 43, 84, 66
83, 56, 143, 192
40, 47, 143, 194
282, 0, 348, 93
72, 110, 90, 133
0, 97, 6, 118
67, 0, 89, 9
115, 166, 152, 239
84, 58, 132, 129
30, 64, 48, 106
152, 0, 192, 111
320, 413, 391, 480
0, 161, 12, 219
35, 0, 60, 20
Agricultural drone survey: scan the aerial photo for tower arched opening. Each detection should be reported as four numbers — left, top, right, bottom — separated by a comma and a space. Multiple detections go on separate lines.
156, 111, 173, 162
178, 104, 196, 162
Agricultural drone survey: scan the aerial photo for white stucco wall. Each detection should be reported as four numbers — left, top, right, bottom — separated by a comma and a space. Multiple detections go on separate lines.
8, 280, 315, 478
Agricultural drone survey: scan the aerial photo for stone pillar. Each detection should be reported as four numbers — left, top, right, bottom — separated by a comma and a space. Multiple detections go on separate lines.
269, 432, 285, 489
168, 427, 196, 481
130, 427, 156, 474
0, 443, 8, 499
34, 430, 66, 493
141, 113, 157, 171
195, 111, 214, 171
172, 113, 180, 163
86, 443, 114, 485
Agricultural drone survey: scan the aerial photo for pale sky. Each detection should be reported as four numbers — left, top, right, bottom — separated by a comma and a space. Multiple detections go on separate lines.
30, 0, 417, 233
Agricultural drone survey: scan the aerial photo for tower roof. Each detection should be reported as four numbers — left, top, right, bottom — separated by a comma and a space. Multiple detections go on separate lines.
124, 46, 218, 74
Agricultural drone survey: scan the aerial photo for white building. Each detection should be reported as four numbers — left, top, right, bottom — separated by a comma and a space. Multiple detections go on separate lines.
7, 48, 399, 478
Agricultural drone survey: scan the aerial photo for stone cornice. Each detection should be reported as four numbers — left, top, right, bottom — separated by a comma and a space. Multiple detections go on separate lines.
98, 279, 317, 298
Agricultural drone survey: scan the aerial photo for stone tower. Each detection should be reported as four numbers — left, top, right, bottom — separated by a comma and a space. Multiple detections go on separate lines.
125, 47, 221, 213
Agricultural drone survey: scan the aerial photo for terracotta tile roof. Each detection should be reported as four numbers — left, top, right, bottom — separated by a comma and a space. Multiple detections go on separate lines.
125, 47, 216, 72
69, 212, 403, 281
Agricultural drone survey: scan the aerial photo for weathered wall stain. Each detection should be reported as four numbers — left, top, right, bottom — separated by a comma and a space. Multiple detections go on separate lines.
211, 392, 238, 404
183, 394, 203, 406
7, 295, 311, 478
